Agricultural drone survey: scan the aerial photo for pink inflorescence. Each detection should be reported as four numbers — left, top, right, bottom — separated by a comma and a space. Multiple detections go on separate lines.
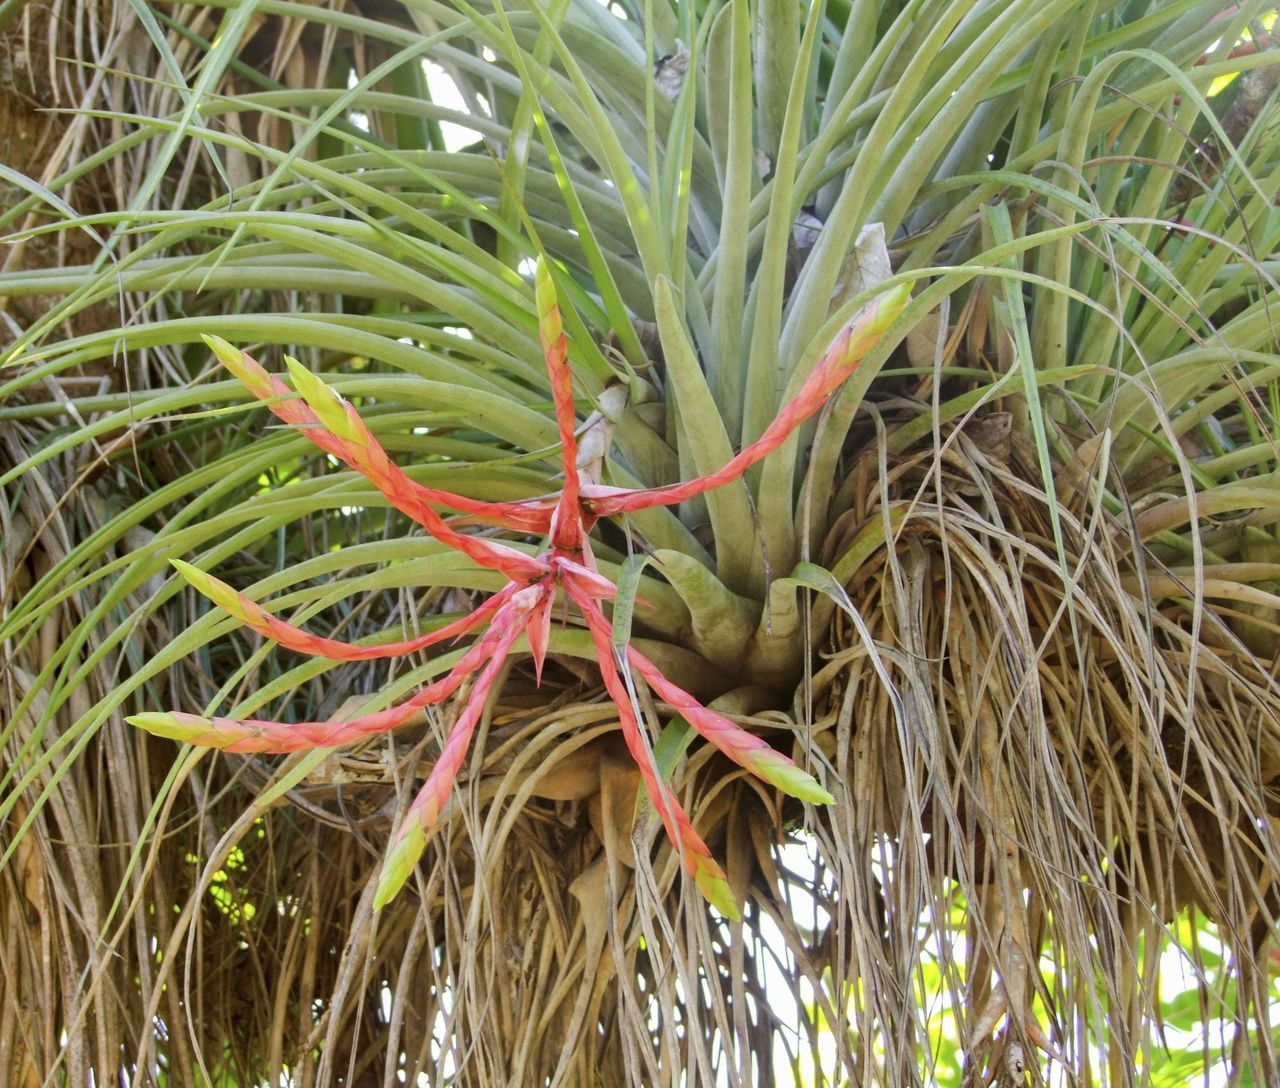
128, 260, 910, 915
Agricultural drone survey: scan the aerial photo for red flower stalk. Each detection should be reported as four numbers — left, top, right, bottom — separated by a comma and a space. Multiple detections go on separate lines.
168, 559, 509, 662
129, 260, 911, 917
581, 299, 908, 515
207, 336, 555, 539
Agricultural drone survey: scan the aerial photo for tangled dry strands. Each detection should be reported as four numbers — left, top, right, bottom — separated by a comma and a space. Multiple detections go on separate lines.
807, 411, 1280, 1084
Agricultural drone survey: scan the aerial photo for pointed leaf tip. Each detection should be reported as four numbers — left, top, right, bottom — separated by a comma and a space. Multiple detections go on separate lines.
283, 355, 351, 438
203, 334, 258, 382
693, 858, 740, 920
744, 749, 836, 805
200, 333, 237, 361
873, 281, 914, 325
126, 711, 214, 743
373, 821, 428, 910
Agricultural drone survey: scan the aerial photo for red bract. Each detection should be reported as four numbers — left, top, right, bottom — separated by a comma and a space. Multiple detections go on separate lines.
128, 261, 911, 917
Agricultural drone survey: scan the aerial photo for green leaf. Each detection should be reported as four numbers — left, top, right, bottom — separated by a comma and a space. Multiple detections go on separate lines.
652, 274, 755, 588
610, 553, 653, 653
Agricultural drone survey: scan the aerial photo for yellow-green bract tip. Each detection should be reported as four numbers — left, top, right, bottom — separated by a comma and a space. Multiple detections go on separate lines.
874, 281, 915, 324
372, 821, 427, 910
809, 784, 836, 805
125, 712, 172, 734
765, 758, 836, 805
201, 334, 266, 393
200, 333, 239, 364
169, 557, 201, 581
533, 253, 552, 288
533, 256, 561, 330
169, 557, 220, 600
283, 355, 328, 399
283, 356, 350, 436
168, 558, 239, 613
694, 861, 741, 921
126, 712, 211, 743
736, 746, 836, 806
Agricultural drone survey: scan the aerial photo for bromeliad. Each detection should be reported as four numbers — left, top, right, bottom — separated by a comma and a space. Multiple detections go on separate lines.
128, 260, 910, 916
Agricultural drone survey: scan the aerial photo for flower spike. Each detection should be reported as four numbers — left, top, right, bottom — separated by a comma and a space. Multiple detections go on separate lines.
170, 558, 508, 661
566, 577, 739, 919
204, 335, 553, 534
373, 583, 547, 908
627, 649, 834, 804
127, 589, 520, 753
525, 589, 555, 683
135, 279, 900, 916
535, 257, 583, 554
584, 282, 912, 516
272, 355, 546, 581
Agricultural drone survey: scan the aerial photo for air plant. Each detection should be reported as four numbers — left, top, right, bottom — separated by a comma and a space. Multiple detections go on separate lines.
128, 260, 910, 917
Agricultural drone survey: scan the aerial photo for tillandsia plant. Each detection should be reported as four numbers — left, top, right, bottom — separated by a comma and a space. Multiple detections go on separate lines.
5, 0, 1280, 1084
127, 261, 910, 915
